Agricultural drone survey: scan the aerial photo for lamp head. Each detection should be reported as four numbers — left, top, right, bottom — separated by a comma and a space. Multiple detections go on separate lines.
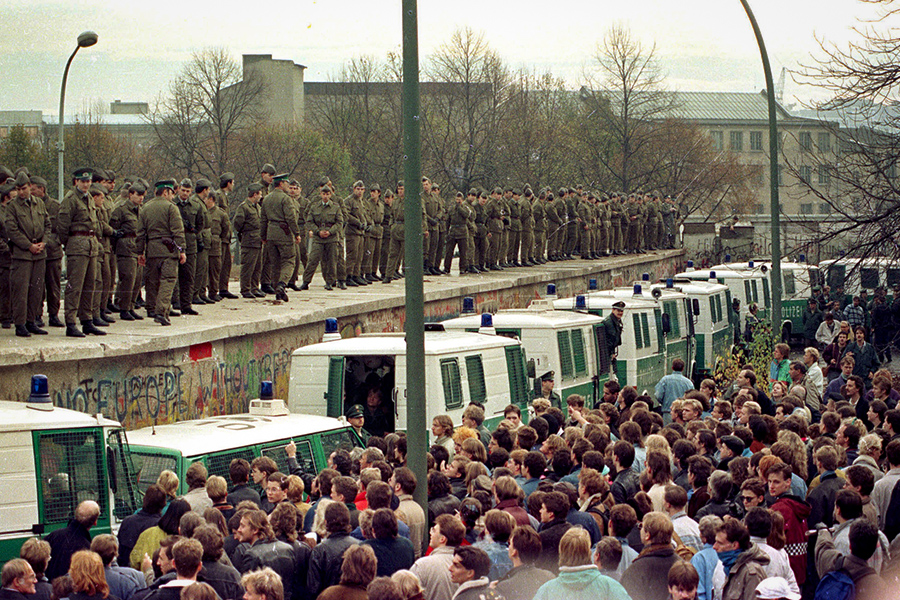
77, 31, 98, 48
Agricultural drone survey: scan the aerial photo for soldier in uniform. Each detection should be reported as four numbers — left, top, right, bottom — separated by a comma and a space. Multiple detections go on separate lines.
343, 180, 369, 287
364, 184, 384, 282
626, 194, 641, 254
214, 172, 237, 299
260, 173, 301, 302
5, 172, 50, 337
443, 191, 474, 275
0, 182, 13, 329
288, 179, 308, 289
233, 183, 264, 298
469, 189, 486, 272
531, 189, 546, 264
486, 187, 504, 270
109, 181, 145, 321
662, 194, 677, 249
30, 176, 63, 327
422, 178, 438, 275
608, 193, 622, 255
192, 179, 214, 304
58, 168, 104, 337
175, 179, 204, 315
576, 192, 593, 259
384, 181, 405, 283
518, 187, 533, 266
379, 188, 393, 280
644, 192, 660, 250
137, 180, 186, 326
544, 190, 560, 261
89, 184, 115, 327
507, 188, 522, 266
598, 194, 611, 256
204, 191, 230, 302
301, 185, 344, 290
426, 181, 445, 275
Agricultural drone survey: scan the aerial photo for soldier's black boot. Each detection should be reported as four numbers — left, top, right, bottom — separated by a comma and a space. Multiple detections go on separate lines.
261, 284, 276, 294
275, 283, 289, 302
48, 315, 64, 328
26, 322, 47, 335
120, 311, 136, 321
129, 310, 144, 320
82, 319, 107, 335
15, 324, 31, 338
66, 323, 86, 338
92, 316, 109, 327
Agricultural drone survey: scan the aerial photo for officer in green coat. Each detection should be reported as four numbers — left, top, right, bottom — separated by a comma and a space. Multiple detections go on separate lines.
109, 181, 144, 321
301, 185, 345, 290
233, 183, 264, 298
5, 172, 50, 337
364, 184, 384, 282
602, 301, 625, 378
136, 180, 186, 327
175, 179, 203, 314
260, 173, 301, 301
443, 191, 474, 275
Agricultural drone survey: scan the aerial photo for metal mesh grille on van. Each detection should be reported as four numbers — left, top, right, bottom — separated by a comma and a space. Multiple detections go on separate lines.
36, 429, 108, 524
206, 449, 256, 483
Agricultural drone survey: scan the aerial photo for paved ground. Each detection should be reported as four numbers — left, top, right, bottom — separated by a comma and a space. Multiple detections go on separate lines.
0, 250, 683, 366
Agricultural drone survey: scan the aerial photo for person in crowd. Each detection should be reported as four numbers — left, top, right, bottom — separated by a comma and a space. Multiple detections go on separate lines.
532, 528, 631, 600
621, 512, 679, 600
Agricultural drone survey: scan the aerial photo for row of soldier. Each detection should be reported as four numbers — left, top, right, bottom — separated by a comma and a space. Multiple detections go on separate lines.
0, 163, 682, 334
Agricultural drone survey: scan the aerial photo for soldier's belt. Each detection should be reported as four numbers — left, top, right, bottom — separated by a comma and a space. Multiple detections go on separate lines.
70, 230, 96, 237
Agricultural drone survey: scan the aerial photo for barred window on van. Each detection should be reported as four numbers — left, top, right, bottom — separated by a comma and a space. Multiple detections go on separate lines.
37, 429, 108, 523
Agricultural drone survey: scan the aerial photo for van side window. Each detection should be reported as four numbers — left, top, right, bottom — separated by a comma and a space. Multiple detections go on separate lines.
36, 430, 108, 524
464, 356, 487, 405
708, 297, 717, 324
321, 429, 363, 459
827, 264, 845, 289
744, 280, 751, 305
594, 326, 611, 374
861, 268, 879, 289
783, 271, 796, 295
440, 358, 464, 409
762, 278, 770, 306
207, 448, 256, 483
715, 294, 723, 322
641, 313, 651, 348
663, 301, 681, 337
557, 331, 574, 380
570, 329, 587, 377
504, 346, 530, 406
633, 313, 645, 349
263, 439, 316, 475
131, 452, 177, 494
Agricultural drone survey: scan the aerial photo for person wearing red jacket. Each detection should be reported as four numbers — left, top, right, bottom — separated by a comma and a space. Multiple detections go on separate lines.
766, 462, 811, 586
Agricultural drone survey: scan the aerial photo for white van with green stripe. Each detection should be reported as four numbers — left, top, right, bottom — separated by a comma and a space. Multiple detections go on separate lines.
653, 279, 733, 384
677, 269, 770, 336
552, 295, 666, 394
439, 305, 610, 408
288, 330, 530, 433
0, 382, 141, 563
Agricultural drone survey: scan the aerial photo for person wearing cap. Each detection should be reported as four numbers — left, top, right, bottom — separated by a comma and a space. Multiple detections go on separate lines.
534, 371, 561, 408
602, 302, 625, 377
378, 188, 393, 280
531, 189, 546, 264
468, 190, 486, 272
384, 181, 406, 283
485, 187, 504, 270
189, 180, 214, 305
287, 179, 308, 289
4, 172, 50, 337
301, 185, 344, 291
443, 191, 474, 276
29, 176, 63, 327
109, 181, 145, 321
517, 188, 533, 266
233, 183, 265, 298
258, 163, 276, 195
260, 173, 300, 302
546, 190, 564, 261
202, 189, 230, 303
137, 180, 186, 326
89, 176, 116, 326
343, 180, 370, 287
346, 404, 367, 440
0, 182, 15, 329
422, 178, 441, 276
363, 184, 384, 282
174, 179, 204, 315
503, 188, 520, 267
213, 173, 237, 299
57, 168, 104, 336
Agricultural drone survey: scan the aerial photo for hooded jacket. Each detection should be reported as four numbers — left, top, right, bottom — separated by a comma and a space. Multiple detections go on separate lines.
533, 565, 631, 600
722, 544, 769, 600
769, 494, 811, 585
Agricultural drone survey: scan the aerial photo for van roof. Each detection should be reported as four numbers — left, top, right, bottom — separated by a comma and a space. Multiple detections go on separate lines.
441, 309, 603, 330
591, 288, 688, 301
292, 330, 521, 357
126, 411, 350, 457
0, 400, 119, 432
652, 280, 728, 296
676, 269, 760, 280
551, 295, 658, 311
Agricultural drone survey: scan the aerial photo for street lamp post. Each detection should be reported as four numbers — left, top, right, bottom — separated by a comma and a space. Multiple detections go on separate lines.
737, 0, 782, 331
57, 31, 98, 200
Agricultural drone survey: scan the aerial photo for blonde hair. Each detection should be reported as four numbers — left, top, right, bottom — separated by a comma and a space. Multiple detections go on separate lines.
157, 470, 180, 497
452, 426, 478, 445
205, 476, 228, 503
645, 434, 672, 461
558, 527, 591, 567
391, 570, 423, 600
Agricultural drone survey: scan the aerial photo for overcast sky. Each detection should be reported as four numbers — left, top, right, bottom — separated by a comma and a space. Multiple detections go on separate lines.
1, 0, 891, 116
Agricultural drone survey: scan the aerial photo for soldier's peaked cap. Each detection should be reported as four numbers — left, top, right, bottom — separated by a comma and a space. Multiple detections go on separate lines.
14, 172, 30, 187
273, 173, 290, 182
261, 163, 276, 175
247, 183, 264, 194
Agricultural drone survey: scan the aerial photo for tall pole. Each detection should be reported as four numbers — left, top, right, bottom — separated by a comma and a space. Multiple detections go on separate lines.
401, 0, 427, 552
57, 47, 80, 200
738, 0, 782, 331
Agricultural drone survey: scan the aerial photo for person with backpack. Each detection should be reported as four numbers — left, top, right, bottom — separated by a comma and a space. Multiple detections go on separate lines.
814, 519, 887, 600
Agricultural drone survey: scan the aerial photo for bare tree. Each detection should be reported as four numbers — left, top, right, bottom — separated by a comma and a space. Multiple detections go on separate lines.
579, 24, 676, 191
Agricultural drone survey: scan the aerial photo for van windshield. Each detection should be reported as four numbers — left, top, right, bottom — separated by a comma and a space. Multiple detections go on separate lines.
131, 451, 178, 494
36, 429, 109, 524
321, 429, 363, 459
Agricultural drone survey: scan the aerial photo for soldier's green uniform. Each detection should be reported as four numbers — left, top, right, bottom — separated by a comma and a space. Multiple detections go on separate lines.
260, 176, 300, 300
499, 192, 512, 266
32, 178, 63, 326
661, 197, 676, 249
547, 191, 565, 260
486, 191, 504, 269
519, 189, 534, 265
364, 187, 384, 281
469, 192, 486, 271
532, 192, 546, 263
598, 196, 611, 256
137, 180, 185, 326
214, 172, 235, 298
425, 188, 443, 273
344, 183, 368, 285
443, 195, 473, 274
645, 195, 660, 250
385, 185, 406, 282
58, 170, 102, 335
175, 182, 204, 312
576, 196, 593, 259
233, 185, 264, 297
192, 183, 213, 303
379, 192, 392, 279
0, 193, 11, 327
626, 196, 641, 253
565, 190, 578, 257
289, 181, 308, 288
609, 195, 623, 254
5, 176, 50, 335
109, 184, 143, 317
507, 191, 522, 265
302, 187, 344, 289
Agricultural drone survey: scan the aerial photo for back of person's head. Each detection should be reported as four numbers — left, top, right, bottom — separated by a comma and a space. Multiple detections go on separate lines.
89, 534, 118, 566
835, 489, 863, 521
613, 440, 636, 469
558, 527, 591, 567
372, 508, 399, 540
241, 567, 284, 600
180, 582, 219, 600
642, 511, 673, 545
886, 439, 900, 467
523, 451, 547, 478
845, 464, 875, 496
744, 507, 772, 539
609, 504, 638, 538
340, 544, 378, 587
663, 484, 688, 510
229, 458, 251, 484
719, 519, 751, 551
179, 512, 204, 539
367, 577, 403, 600
143, 484, 168, 514
172, 539, 204, 578
509, 525, 542, 564
541, 491, 569, 520
19, 538, 51, 576
325, 501, 351, 535
193, 524, 225, 562
698, 515, 723, 546
454, 546, 491, 579
366, 480, 393, 510
68, 551, 107, 597
708, 471, 732, 503
667, 561, 700, 595
185, 462, 208, 490
332, 475, 358, 501
159, 499, 192, 535
390, 570, 423, 600
594, 536, 623, 571
74, 500, 101, 528
849, 518, 880, 561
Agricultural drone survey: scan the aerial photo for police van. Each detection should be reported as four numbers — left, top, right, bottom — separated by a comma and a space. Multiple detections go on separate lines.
126, 395, 363, 495
288, 326, 530, 432
439, 303, 610, 407
552, 293, 666, 394
820, 257, 900, 303
676, 268, 770, 337
716, 260, 823, 341
0, 376, 140, 562
653, 278, 733, 383
583, 280, 695, 381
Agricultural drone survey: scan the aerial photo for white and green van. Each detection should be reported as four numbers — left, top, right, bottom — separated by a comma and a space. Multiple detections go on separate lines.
439, 303, 610, 407
716, 260, 823, 341
0, 390, 140, 562
821, 257, 900, 304
676, 268, 770, 336
288, 330, 530, 433
552, 294, 666, 394
654, 279, 733, 383
126, 399, 364, 495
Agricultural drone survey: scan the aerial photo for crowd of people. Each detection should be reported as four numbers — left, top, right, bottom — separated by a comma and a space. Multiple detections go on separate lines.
0, 163, 678, 335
